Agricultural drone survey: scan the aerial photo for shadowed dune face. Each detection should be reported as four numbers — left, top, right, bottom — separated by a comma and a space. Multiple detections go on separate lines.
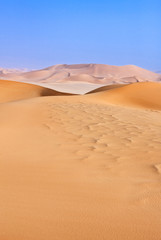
87, 83, 126, 93
87, 82, 161, 110
0, 80, 72, 103
0, 64, 160, 85
1, 80, 161, 110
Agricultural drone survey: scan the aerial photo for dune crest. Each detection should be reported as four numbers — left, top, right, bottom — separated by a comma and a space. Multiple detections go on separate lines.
0, 79, 72, 103
0, 64, 160, 86
87, 82, 161, 110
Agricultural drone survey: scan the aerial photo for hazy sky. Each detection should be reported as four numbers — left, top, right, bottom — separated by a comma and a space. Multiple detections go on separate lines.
0, 0, 160, 70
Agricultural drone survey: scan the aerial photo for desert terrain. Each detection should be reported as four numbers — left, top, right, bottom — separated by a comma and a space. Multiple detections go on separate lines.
0, 64, 161, 94
0, 64, 161, 240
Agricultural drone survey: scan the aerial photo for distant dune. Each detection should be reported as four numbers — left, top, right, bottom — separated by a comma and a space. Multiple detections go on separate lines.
0, 64, 160, 86
0, 67, 26, 75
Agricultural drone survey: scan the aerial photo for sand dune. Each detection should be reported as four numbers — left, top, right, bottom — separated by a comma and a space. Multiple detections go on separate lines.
0, 79, 72, 103
87, 82, 161, 110
0, 79, 161, 239
87, 83, 125, 93
1, 64, 160, 95
0, 67, 26, 75
0, 64, 160, 85
57, 74, 103, 83
39, 82, 106, 94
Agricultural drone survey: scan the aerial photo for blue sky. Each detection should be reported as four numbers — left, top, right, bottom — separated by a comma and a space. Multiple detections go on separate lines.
0, 0, 160, 70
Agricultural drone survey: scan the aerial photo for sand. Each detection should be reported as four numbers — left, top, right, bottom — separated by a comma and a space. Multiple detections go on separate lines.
11, 81, 106, 94
0, 64, 161, 86
0, 80, 72, 103
87, 82, 161, 110
0, 80, 161, 240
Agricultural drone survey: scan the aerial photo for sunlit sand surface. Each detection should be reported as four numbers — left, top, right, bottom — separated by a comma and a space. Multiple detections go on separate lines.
0, 79, 161, 239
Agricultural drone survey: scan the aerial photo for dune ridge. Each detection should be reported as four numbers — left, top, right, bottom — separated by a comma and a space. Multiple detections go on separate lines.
87, 82, 161, 110
0, 64, 160, 85
0, 79, 72, 103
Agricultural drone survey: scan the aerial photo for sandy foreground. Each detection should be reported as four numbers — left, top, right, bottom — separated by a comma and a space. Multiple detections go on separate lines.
0, 80, 161, 240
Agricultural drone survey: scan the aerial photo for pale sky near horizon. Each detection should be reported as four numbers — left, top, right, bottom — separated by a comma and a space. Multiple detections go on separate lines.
0, 0, 160, 71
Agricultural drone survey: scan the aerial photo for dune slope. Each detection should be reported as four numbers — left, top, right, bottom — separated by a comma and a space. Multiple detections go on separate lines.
0, 79, 72, 103
87, 82, 161, 110
0, 64, 160, 84
0, 80, 161, 239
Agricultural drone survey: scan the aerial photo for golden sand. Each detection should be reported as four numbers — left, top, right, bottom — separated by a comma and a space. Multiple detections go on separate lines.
0, 80, 161, 240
